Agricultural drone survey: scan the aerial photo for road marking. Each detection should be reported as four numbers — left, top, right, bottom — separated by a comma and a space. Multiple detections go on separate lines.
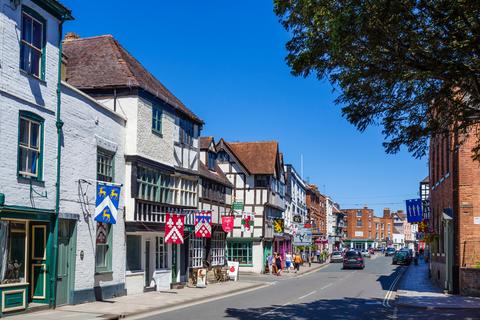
261, 301, 292, 316
320, 283, 333, 290
298, 290, 317, 300
392, 306, 398, 320
382, 267, 405, 308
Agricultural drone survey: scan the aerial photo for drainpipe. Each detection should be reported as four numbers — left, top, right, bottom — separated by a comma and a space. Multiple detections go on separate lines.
51, 18, 65, 309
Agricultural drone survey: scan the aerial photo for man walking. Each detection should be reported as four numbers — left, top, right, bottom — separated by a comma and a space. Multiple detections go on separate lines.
294, 252, 302, 273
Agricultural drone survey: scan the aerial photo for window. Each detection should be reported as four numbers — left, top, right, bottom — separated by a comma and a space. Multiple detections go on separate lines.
208, 152, 216, 171
0, 221, 27, 283
217, 151, 230, 162
211, 232, 226, 266
189, 237, 205, 268
356, 210, 362, 217
255, 175, 269, 188
152, 105, 162, 134
180, 118, 194, 146
227, 241, 252, 265
97, 148, 114, 182
155, 236, 168, 269
18, 112, 43, 179
356, 219, 362, 227
20, 7, 45, 79
95, 222, 112, 273
126, 235, 141, 271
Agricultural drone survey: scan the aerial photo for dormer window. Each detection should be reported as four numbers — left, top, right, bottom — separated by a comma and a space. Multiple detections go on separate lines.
217, 151, 230, 162
208, 152, 216, 171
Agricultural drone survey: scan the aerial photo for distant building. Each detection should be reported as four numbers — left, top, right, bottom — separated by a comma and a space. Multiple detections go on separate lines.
284, 164, 308, 251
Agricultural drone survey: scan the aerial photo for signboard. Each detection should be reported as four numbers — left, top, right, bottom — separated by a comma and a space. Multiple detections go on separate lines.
405, 199, 423, 223
354, 231, 364, 237
241, 212, 255, 233
474, 217, 480, 225
227, 261, 239, 281
222, 216, 234, 232
293, 226, 312, 245
232, 201, 244, 211
293, 215, 302, 223
196, 269, 207, 288
95, 184, 121, 224
273, 218, 284, 234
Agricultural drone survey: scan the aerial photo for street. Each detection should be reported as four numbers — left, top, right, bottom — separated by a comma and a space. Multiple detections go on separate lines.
135, 256, 480, 320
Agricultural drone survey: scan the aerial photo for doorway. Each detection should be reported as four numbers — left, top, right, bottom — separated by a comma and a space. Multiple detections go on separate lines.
56, 220, 76, 306
145, 240, 151, 287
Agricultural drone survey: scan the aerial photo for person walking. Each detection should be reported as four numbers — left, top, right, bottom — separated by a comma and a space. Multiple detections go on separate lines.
271, 252, 278, 275
316, 249, 321, 263
285, 251, 293, 273
275, 253, 283, 276
267, 253, 273, 274
294, 252, 302, 273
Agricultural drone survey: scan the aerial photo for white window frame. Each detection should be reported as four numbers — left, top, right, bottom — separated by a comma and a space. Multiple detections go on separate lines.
211, 232, 226, 266
155, 236, 168, 270
189, 237, 205, 268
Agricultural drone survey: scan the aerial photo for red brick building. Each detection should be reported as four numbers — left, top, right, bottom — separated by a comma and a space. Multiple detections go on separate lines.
429, 130, 480, 296
306, 184, 327, 247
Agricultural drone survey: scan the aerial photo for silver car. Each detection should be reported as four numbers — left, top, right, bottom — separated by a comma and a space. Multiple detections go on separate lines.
331, 251, 343, 263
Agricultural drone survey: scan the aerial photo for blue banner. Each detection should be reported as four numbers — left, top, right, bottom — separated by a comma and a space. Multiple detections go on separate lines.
94, 183, 121, 224
405, 198, 423, 223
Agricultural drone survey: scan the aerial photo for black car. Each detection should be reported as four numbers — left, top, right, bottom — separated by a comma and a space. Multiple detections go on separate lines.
392, 250, 412, 265
385, 247, 396, 256
343, 250, 365, 269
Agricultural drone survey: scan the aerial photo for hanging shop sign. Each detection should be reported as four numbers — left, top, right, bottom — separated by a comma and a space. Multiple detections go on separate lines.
94, 183, 121, 224
289, 223, 299, 236
165, 213, 185, 244
293, 215, 302, 223
273, 218, 284, 234
196, 269, 207, 288
195, 211, 212, 238
293, 226, 312, 245
405, 198, 423, 223
222, 216, 234, 233
227, 261, 239, 281
241, 212, 255, 233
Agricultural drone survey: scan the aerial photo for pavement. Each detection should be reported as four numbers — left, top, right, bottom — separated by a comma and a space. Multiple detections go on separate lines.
395, 257, 480, 310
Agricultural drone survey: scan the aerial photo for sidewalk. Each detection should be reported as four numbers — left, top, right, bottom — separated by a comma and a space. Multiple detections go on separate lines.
8, 281, 267, 320
239, 260, 329, 282
395, 258, 480, 309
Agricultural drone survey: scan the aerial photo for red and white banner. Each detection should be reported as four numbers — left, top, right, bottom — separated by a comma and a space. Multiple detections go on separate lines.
165, 213, 185, 244
222, 216, 234, 233
195, 211, 212, 238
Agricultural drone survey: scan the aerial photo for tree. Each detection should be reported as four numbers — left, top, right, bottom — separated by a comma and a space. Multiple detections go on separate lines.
274, 0, 480, 158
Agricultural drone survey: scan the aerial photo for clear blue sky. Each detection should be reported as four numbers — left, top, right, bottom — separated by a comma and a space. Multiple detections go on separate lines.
62, 0, 427, 216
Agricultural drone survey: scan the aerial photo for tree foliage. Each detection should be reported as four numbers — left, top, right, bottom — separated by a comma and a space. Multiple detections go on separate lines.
274, 0, 480, 158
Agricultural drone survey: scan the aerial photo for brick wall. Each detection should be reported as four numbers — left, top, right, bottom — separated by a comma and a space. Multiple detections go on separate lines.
460, 268, 480, 296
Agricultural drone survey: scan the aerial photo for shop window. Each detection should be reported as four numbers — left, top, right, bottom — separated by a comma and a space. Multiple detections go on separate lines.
126, 235, 141, 271
0, 221, 27, 283
152, 105, 162, 134
18, 111, 43, 180
155, 236, 167, 269
97, 148, 114, 183
211, 232, 226, 266
227, 241, 252, 265
189, 237, 205, 268
20, 6, 45, 79
95, 222, 112, 273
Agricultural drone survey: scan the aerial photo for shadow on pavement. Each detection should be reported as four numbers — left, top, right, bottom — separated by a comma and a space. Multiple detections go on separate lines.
224, 298, 388, 320
376, 265, 403, 291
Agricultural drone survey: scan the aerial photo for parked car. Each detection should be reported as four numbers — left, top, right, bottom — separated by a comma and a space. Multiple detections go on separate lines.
361, 250, 371, 258
392, 250, 412, 265
343, 250, 365, 269
331, 251, 344, 263
385, 247, 396, 256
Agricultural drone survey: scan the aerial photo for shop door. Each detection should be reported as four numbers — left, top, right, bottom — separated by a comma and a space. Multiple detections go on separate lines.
56, 220, 76, 306
145, 240, 151, 287
30, 223, 48, 303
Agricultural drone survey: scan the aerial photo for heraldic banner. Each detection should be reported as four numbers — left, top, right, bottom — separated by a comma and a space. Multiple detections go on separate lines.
222, 216, 234, 233
273, 218, 284, 234
241, 212, 254, 233
165, 213, 185, 244
95, 183, 121, 224
195, 211, 212, 238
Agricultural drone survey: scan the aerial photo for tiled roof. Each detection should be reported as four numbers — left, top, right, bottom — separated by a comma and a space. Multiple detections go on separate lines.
198, 162, 233, 187
199, 136, 213, 150
63, 35, 203, 124
226, 141, 278, 175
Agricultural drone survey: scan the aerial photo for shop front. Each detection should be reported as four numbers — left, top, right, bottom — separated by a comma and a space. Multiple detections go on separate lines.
0, 205, 55, 315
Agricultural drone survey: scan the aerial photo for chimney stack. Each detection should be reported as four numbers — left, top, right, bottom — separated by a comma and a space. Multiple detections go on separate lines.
64, 32, 80, 41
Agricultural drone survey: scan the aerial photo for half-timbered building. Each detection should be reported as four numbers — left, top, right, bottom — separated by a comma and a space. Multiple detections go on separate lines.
216, 140, 286, 273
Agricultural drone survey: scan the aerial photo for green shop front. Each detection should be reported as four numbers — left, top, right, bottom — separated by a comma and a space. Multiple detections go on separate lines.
0, 205, 55, 315
343, 239, 374, 251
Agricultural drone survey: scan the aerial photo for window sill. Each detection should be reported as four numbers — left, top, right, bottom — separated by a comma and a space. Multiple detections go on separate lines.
20, 69, 46, 85
152, 130, 163, 138
17, 175, 45, 185
239, 264, 253, 267
95, 270, 113, 276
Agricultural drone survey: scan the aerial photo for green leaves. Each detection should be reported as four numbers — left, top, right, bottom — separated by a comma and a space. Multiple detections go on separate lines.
274, 0, 480, 158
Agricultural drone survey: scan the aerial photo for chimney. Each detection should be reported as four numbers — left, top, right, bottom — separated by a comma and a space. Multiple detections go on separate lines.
64, 32, 80, 41
383, 208, 391, 218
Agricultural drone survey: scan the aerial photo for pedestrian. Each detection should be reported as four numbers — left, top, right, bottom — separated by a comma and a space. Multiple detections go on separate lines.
301, 251, 306, 265
271, 252, 278, 275
308, 252, 312, 267
267, 252, 273, 274
275, 253, 283, 276
316, 249, 321, 262
285, 251, 293, 273
294, 252, 302, 273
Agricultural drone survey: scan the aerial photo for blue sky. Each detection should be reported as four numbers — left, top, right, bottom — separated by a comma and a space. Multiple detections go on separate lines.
62, 0, 427, 216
